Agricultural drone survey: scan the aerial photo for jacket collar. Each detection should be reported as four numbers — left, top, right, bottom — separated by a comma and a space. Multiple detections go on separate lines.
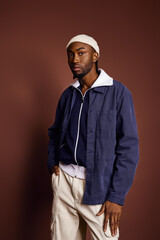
71, 69, 113, 93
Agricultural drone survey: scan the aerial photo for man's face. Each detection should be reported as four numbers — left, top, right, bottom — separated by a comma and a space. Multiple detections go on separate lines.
67, 42, 96, 79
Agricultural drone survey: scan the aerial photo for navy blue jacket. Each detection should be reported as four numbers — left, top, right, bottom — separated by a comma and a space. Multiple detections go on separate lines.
48, 70, 139, 205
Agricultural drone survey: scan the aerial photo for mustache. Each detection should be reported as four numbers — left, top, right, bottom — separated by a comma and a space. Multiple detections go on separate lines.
71, 64, 82, 68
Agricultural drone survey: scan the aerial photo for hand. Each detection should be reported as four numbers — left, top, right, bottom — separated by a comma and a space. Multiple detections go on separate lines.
52, 165, 60, 176
97, 200, 123, 237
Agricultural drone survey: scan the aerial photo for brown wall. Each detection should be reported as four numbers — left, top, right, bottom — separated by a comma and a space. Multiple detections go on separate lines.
0, 1, 159, 239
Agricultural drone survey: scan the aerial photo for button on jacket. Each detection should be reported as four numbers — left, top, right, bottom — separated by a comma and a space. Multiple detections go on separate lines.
48, 69, 139, 205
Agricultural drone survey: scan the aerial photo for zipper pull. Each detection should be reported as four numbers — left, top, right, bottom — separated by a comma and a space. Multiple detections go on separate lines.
81, 96, 84, 103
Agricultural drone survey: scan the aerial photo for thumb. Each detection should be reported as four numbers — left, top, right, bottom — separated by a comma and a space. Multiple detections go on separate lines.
96, 203, 105, 216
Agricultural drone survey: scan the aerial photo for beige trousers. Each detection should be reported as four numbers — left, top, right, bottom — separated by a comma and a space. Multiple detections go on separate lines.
51, 168, 119, 240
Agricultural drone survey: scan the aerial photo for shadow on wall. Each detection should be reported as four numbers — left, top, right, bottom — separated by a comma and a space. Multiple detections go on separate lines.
1, 46, 62, 240
19, 126, 52, 240
18, 52, 58, 240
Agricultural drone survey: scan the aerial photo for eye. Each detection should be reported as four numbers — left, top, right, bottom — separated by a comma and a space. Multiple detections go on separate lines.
79, 52, 84, 56
68, 53, 74, 58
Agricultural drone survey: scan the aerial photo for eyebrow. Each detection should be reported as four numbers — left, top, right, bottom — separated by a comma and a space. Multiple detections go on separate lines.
67, 47, 86, 52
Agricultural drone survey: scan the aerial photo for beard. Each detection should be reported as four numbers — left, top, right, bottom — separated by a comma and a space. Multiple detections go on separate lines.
73, 72, 87, 79
71, 61, 93, 79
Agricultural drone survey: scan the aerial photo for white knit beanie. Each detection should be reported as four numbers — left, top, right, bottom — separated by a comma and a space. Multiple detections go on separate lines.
66, 34, 100, 56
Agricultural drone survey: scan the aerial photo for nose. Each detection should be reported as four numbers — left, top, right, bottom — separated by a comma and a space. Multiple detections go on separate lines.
72, 53, 79, 63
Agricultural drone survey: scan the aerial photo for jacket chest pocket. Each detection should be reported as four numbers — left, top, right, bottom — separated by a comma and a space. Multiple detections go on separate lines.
95, 111, 116, 159
96, 110, 116, 137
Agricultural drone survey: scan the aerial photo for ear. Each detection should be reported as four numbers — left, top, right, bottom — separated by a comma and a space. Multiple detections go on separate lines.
93, 52, 99, 63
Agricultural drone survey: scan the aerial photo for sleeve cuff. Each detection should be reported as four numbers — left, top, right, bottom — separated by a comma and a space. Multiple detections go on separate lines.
107, 192, 125, 205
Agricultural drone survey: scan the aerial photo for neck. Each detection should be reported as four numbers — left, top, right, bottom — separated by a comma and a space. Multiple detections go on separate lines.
78, 68, 99, 94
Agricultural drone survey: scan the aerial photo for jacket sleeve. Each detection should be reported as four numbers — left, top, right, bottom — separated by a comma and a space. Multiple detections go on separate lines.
107, 88, 139, 205
47, 90, 67, 174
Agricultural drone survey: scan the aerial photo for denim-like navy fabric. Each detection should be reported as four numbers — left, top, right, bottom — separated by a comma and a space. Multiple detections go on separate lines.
59, 88, 89, 167
48, 80, 139, 205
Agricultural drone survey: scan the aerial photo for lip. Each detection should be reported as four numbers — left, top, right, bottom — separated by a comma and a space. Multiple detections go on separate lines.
73, 67, 81, 71
72, 66, 81, 72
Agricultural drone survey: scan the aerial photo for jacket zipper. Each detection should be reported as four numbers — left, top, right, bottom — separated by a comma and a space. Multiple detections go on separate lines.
74, 89, 89, 166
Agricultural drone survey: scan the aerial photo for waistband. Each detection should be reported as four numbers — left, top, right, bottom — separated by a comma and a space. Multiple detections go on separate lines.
59, 161, 86, 179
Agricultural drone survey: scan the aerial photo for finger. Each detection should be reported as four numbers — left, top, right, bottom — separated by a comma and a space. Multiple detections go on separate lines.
103, 214, 109, 232
110, 214, 115, 236
96, 203, 105, 216
114, 214, 118, 235
55, 167, 60, 176
55, 169, 59, 176
52, 166, 59, 175
117, 213, 121, 228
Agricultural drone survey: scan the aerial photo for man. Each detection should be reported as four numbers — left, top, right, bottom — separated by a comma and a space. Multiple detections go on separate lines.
48, 34, 139, 240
